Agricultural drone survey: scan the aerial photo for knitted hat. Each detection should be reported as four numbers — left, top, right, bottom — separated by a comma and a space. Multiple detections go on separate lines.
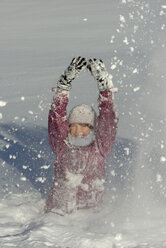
68, 104, 95, 127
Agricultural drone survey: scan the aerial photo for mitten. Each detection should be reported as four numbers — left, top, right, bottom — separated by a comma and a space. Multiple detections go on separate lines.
57, 57, 87, 91
87, 58, 114, 92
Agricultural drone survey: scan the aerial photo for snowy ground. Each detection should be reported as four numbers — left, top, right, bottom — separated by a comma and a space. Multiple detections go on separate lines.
0, 0, 166, 247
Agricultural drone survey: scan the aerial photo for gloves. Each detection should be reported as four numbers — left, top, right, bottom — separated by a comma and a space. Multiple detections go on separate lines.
57, 57, 87, 91
87, 58, 114, 92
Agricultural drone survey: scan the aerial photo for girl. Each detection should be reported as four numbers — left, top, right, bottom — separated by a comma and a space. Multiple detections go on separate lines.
46, 57, 118, 214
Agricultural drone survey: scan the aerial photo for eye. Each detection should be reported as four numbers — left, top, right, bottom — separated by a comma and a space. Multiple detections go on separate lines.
70, 124, 75, 128
80, 124, 88, 128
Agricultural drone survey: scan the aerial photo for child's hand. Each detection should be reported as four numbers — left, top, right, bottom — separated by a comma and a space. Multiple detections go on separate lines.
70, 57, 87, 73
57, 57, 87, 91
87, 58, 115, 92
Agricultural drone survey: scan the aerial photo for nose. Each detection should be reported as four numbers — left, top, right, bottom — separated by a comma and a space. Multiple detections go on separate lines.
75, 126, 83, 137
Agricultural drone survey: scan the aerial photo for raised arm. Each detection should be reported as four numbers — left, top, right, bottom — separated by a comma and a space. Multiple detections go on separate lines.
48, 89, 69, 154
87, 58, 118, 157
96, 91, 118, 157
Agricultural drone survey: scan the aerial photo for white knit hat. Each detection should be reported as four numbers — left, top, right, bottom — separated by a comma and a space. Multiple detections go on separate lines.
68, 104, 95, 127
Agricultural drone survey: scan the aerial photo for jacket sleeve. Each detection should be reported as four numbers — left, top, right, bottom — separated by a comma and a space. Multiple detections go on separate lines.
96, 91, 118, 158
48, 89, 69, 154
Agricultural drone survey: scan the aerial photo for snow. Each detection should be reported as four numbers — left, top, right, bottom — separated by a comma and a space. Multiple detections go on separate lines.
160, 156, 166, 162
132, 68, 139, 74
133, 87, 140, 92
0, 0, 166, 247
0, 101, 7, 107
66, 171, 84, 188
120, 15, 126, 23
28, 110, 34, 115
156, 174, 162, 182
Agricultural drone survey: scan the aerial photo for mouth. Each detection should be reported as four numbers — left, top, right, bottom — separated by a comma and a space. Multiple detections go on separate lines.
71, 132, 85, 138
76, 134, 84, 138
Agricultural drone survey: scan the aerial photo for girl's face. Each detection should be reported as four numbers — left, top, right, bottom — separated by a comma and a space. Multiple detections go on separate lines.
69, 123, 91, 138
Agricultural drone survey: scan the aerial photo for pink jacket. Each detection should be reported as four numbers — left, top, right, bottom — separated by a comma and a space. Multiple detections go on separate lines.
46, 90, 118, 213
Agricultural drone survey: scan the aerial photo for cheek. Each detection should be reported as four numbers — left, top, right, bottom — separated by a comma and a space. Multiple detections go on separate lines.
70, 127, 75, 135
83, 128, 90, 136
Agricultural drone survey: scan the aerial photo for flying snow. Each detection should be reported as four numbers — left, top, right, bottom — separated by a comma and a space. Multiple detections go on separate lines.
0, 100, 7, 107
160, 156, 166, 162
28, 110, 34, 115
133, 87, 140, 92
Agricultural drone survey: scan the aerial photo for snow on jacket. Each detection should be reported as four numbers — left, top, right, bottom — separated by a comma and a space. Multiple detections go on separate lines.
46, 90, 118, 213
